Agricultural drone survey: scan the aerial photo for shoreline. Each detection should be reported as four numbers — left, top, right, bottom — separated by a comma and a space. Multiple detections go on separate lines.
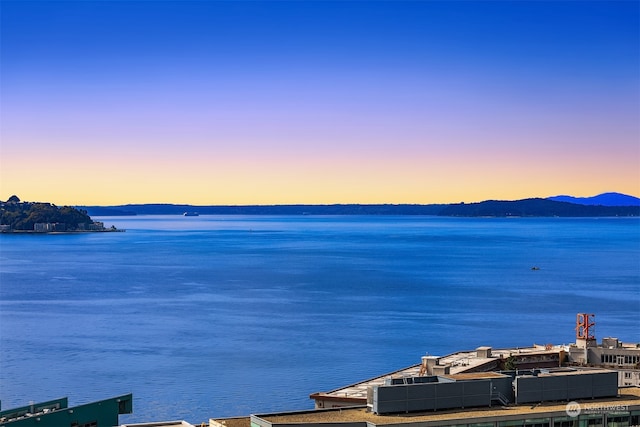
0, 228, 125, 234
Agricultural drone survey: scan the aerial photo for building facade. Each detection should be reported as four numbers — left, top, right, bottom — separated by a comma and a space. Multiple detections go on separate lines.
249, 385, 640, 427
0, 394, 133, 427
568, 314, 640, 387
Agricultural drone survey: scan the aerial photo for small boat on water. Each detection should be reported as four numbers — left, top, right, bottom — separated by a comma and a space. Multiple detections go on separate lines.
183, 212, 199, 217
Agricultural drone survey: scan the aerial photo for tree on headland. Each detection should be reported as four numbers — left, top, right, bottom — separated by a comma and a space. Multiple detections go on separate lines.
1, 196, 97, 231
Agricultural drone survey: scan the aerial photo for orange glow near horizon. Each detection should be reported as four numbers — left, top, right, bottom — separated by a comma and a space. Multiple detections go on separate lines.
2, 140, 638, 206
2, 1, 638, 206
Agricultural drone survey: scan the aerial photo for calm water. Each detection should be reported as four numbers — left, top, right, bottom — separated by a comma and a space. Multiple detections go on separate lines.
1, 216, 639, 423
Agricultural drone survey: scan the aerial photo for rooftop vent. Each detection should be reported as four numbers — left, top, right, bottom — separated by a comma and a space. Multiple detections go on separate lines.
476, 346, 492, 358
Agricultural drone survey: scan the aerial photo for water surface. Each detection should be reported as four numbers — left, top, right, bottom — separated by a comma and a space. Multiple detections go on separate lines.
1, 216, 638, 423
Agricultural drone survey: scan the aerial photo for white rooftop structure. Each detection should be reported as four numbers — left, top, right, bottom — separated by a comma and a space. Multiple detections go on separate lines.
310, 344, 569, 408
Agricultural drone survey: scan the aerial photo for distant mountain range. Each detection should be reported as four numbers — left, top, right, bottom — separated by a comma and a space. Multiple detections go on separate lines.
439, 198, 638, 217
547, 192, 640, 206
79, 192, 639, 217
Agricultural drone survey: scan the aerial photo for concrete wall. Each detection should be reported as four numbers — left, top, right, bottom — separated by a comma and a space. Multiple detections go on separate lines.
589, 347, 640, 366
619, 369, 640, 387
569, 343, 640, 368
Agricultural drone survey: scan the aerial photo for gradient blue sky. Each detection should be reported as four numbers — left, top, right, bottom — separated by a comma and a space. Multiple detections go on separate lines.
1, 0, 638, 205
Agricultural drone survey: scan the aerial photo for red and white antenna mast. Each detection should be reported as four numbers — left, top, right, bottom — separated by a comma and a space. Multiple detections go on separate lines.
576, 313, 596, 347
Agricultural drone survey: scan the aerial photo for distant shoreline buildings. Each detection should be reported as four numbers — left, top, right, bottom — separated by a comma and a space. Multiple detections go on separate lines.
0, 196, 121, 233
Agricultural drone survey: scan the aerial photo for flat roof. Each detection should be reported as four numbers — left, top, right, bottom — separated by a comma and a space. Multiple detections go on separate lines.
210, 417, 251, 427
262, 387, 640, 425
310, 344, 567, 402
442, 371, 509, 380
536, 368, 615, 377
121, 422, 195, 427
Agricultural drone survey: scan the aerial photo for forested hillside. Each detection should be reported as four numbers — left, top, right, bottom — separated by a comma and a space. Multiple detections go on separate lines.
0, 195, 100, 231
439, 198, 640, 217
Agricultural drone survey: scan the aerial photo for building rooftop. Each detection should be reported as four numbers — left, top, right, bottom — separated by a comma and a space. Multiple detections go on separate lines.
310, 344, 567, 403
210, 416, 250, 427
436, 344, 566, 369
442, 371, 511, 380
121, 422, 196, 427
598, 338, 640, 349
1, 394, 132, 427
257, 387, 640, 426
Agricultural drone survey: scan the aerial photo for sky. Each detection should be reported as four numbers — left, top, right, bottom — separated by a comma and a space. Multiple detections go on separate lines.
1, 0, 638, 205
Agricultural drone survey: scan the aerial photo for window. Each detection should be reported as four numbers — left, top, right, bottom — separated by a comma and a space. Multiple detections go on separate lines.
523, 419, 550, 427
605, 414, 629, 427
553, 420, 578, 427
498, 419, 550, 427
579, 415, 604, 427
